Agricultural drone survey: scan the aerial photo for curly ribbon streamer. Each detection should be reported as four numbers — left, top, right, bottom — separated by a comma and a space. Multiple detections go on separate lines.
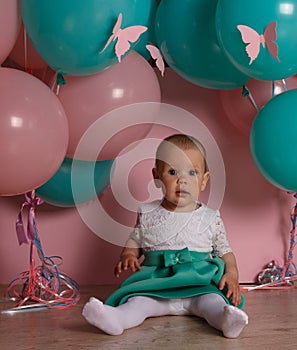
15, 191, 44, 245
4, 192, 80, 312
282, 193, 297, 278
243, 193, 297, 291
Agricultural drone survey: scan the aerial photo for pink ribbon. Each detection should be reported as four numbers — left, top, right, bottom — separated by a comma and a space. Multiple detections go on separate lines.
16, 191, 44, 245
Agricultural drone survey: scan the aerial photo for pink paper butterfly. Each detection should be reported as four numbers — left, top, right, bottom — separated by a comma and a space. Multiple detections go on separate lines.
101, 13, 147, 62
146, 44, 165, 76
237, 21, 280, 65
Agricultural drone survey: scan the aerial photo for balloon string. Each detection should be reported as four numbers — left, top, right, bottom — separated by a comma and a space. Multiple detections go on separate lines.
41, 65, 48, 82
50, 73, 66, 95
243, 192, 297, 291
242, 85, 259, 113
282, 193, 297, 278
50, 71, 58, 92
282, 79, 289, 92
272, 80, 288, 98
4, 193, 80, 311
56, 84, 61, 96
5, 219, 80, 309
242, 276, 297, 291
23, 26, 28, 72
56, 73, 65, 95
15, 190, 44, 245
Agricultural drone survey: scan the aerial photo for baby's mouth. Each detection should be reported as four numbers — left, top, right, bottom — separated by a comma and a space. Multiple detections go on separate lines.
176, 190, 190, 196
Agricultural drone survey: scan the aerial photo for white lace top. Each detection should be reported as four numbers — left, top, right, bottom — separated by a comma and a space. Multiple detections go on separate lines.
129, 200, 232, 258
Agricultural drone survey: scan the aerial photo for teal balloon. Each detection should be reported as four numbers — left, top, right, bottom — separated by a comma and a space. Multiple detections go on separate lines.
36, 157, 114, 207
155, 0, 249, 90
250, 89, 297, 191
21, 0, 152, 76
216, 0, 297, 80
134, 0, 158, 60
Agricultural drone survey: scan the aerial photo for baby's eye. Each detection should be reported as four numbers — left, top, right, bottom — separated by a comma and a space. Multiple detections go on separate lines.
189, 170, 197, 176
168, 169, 178, 175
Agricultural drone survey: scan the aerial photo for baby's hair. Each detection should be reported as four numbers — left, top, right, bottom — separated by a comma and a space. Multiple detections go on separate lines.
155, 134, 208, 172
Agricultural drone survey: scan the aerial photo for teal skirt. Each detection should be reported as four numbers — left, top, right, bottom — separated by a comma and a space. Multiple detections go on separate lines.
105, 248, 245, 309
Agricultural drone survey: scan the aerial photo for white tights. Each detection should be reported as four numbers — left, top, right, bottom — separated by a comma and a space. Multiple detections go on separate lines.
82, 293, 248, 338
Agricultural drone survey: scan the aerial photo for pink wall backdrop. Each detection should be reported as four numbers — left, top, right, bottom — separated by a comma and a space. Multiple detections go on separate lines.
0, 68, 295, 285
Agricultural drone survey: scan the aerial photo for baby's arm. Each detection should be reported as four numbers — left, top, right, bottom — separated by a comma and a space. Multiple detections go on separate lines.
219, 252, 241, 306
114, 238, 142, 278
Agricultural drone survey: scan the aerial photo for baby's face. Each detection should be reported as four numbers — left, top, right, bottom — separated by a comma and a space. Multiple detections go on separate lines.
153, 145, 209, 212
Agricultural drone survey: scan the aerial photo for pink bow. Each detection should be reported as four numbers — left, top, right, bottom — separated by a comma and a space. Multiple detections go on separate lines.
16, 191, 44, 245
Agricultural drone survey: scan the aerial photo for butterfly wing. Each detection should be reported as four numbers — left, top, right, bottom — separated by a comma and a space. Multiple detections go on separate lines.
146, 44, 165, 76
115, 25, 147, 62
266, 40, 280, 62
264, 21, 277, 41
100, 34, 115, 53
237, 25, 261, 64
264, 21, 280, 62
100, 13, 123, 53
120, 26, 147, 44
113, 13, 123, 35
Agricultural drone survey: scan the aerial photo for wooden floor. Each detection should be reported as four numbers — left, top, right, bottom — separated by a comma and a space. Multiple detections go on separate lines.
1, 284, 297, 350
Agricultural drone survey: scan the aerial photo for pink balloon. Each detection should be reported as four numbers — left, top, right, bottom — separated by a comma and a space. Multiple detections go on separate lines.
9, 22, 48, 70
58, 51, 161, 160
219, 76, 297, 136
0, 0, 20, 64
0, 68, 69, 196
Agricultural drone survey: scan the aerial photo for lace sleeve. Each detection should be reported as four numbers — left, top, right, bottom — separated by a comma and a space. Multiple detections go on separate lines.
212, 212, 233, 257
128, 211, 142, 246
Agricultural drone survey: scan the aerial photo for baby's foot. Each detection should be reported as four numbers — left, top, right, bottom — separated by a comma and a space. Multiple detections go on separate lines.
222, 305, 248, 338
82, 297, 123, 336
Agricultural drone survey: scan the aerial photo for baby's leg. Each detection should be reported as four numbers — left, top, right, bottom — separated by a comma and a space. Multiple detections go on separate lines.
187, 293, 248, 338
82, 296, 175, 335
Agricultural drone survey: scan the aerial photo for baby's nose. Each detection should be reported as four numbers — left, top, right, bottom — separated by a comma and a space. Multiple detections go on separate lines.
177, 173, 188, 184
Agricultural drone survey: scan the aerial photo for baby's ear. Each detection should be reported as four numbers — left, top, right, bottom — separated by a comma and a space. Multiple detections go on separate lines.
201, 171, 210, 191
152, 168, 162, 188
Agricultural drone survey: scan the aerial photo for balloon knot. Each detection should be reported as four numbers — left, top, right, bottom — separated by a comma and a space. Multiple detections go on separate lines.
241, 85, 250, 97
56, 73, 66, 86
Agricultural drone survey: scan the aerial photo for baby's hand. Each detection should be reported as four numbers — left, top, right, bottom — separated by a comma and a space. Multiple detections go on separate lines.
114, 254, 142, 278
219, 272, 241, 307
